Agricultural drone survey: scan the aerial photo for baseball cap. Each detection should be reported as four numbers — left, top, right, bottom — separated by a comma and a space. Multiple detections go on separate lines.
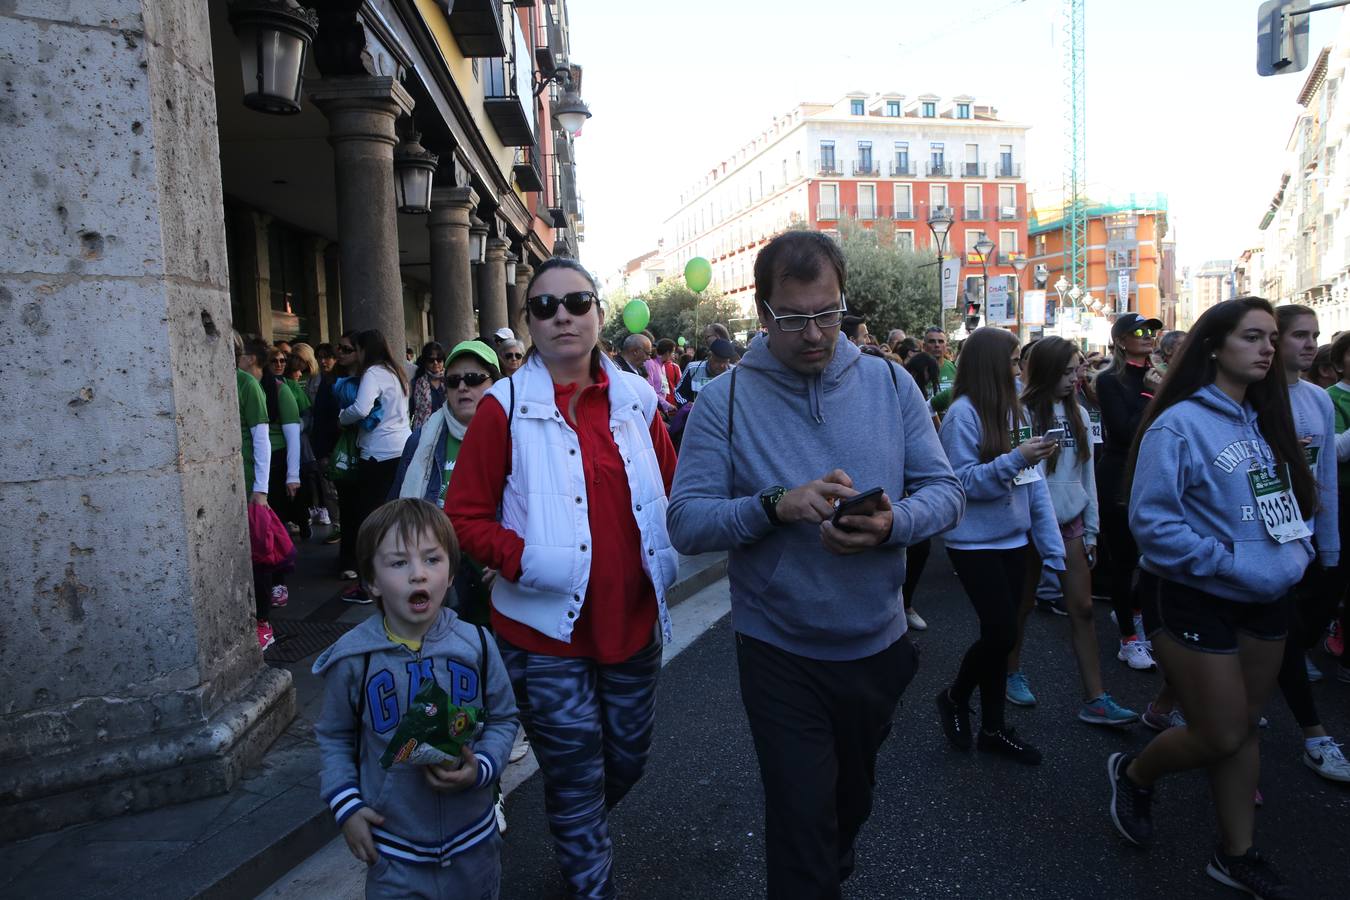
1111, 312, 1164, 341
709, 338, 737, 360
446, 339, 501, 372
493, 327, 515, 343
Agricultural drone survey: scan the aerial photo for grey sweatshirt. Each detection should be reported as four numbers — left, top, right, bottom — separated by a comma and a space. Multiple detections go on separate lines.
667, 335, 965, 661
313, 609, 518, 866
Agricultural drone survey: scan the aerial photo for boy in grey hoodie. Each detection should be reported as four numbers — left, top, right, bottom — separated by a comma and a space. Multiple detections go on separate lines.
314, 499, 518, 899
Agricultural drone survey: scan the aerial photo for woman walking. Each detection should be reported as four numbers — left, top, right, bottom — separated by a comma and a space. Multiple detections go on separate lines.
448, 257, 678, 899
1107, 297, 1317, 898
409, 340, 448, 430
935, 327, 1064, 766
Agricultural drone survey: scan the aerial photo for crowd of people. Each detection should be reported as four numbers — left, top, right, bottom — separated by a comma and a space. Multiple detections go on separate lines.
232, 229, 1349, 899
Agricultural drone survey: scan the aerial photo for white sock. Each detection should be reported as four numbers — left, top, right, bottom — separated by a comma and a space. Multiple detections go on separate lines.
1306, 736, 1332, 751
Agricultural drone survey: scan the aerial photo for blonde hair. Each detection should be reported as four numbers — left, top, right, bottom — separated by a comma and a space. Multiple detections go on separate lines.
290, 342, 320, 378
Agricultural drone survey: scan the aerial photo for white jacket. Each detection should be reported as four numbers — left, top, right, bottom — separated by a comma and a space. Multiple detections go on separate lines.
485, 352, 678, 644
339, 364, 412, 462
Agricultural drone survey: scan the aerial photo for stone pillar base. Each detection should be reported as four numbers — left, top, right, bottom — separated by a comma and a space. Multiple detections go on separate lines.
0, 666, 293, 842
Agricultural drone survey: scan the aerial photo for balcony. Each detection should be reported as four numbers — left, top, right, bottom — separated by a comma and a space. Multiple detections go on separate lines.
483, 54, 533, 146
512, 145, 544, 193
995, 162, 1022, 178
962, 162, 987, 178
852, 159, 879, 177
926, 161, 951, 177
817, 203, 840, 220
847, 205, 880, 221
997, 253, 1019, 266
545, 154, 567, 227
446, 0, 507, 57
892, 206, 916, 221
890, 160, 916, 177
814, 157, 841, 176
996, 205, 1024, 221
963, 205, 986, 220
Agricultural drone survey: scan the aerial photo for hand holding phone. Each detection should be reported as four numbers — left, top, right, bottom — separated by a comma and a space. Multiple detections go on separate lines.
831, 486, 885, 529
1041, 427, 1065, 444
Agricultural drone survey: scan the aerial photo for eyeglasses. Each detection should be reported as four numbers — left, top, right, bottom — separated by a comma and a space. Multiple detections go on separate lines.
502, 352, 524, 360
336, 345, 355, 353
270, 356, 287, 365
446, 372, 491, 389
526, 291, 597, 320
763, 295, 848, 332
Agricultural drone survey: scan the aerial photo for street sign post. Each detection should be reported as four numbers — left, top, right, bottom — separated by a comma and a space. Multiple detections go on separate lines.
941, 257, 960, 310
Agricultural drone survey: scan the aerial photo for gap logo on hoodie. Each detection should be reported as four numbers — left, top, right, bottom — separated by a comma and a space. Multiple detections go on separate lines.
366, 658, 480, 735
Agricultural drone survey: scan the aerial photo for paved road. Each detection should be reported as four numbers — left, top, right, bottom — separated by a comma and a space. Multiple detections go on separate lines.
500, 545, 1350, 900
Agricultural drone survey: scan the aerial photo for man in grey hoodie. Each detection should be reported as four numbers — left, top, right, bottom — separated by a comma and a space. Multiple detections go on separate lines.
667, 230, 964, 899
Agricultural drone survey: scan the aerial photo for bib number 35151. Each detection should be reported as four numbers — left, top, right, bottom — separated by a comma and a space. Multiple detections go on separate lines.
1247, 464, 1311, 544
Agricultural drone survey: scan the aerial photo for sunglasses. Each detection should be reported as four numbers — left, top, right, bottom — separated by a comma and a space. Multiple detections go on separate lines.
446, 372, 491, 389
337, 345, 355, 353
526, 291, 597, 320
424, 355, 445, 363
502, 352, 524, 360
1129, 328, 1157, 338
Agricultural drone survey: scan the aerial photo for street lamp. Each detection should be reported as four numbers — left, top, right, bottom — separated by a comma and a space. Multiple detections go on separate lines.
468, 215, 488, 265
505, 252, 518, 286
392, 131, 438, 214
553, 89, 592, 134
228, 0, 319, 115
1011, 255, 1028, 340
927, 207, 954, 329
974, 236, 995, 330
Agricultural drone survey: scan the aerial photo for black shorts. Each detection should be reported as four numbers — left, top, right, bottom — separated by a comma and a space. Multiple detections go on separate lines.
1138, 574, 1288, 654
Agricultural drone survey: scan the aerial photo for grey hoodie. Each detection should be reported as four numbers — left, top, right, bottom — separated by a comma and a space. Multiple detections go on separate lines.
312, 608, 518, 866
667, 335, 964, 661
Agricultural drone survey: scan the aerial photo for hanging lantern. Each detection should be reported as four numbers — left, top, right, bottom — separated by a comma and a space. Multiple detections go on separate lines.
505, 252, 519, 285
468, 215, 488, 265
228, 0, 319, 115
552, 89, 592, 134
393, 132, 438, 214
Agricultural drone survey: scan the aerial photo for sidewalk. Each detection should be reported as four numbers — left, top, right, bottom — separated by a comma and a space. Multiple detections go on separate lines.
0, 521, 725, 900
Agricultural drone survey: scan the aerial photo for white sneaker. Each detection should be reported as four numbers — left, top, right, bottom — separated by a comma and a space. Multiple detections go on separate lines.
1303, 738, 1350, 783
906, 608, 928, 631
1117, 640, 1157, 671
1306, 655, 1324, 683
1110, 610, 1152, 649
494, 796, 508, 834
316, 507, 332, 526
509, 729, 531, 764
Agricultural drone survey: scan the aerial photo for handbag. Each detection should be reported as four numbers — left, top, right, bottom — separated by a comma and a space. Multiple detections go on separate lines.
248, 503, 296, 568
326, 428, 359, 482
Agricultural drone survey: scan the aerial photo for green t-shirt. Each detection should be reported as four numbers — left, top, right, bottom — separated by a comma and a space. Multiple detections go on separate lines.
1328, 382, 1350, 487
931, 359, 958, 414
284, 377, 312, 416
237, 369, 268, 489
268, 377, 301, 452
438, 429, 464, 506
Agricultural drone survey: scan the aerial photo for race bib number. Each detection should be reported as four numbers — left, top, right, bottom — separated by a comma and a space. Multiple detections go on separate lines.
1304, 444, 1319, 467
1089, 409, 1103, 444
1247, 464, 1311, 544
1012, 425, 1041, 485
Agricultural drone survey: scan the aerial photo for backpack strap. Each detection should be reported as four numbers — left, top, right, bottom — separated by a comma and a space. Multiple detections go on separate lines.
353, 651, 372, 768
476, 624, 490, 721
505, 377, 516, 478
728, 365, 739, 488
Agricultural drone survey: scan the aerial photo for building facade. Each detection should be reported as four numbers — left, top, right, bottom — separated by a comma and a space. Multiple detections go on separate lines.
661, 92, 1030, 315
1182, 259, 1236, 329
0, 0, 589, 840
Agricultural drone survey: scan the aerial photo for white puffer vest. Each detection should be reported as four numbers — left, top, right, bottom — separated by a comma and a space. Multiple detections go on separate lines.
484, 352, 677, 645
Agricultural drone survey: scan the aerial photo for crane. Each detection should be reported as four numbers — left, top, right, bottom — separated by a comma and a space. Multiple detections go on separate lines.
1063, 0, 1087, 308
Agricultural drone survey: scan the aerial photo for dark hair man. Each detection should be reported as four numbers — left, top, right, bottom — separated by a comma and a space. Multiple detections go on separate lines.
667, 230, 964, 897
841, 315, 869, 346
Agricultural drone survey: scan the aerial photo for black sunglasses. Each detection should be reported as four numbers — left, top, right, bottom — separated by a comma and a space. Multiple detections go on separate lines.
502, 352, 524, 360
446, 372, 491, 389
424, 355, 445, 363
527, 291, 597, 320
336, 344, 355, 353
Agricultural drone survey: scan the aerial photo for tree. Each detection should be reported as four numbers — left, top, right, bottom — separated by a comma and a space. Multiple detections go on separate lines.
601, 279, 743, 347
835, 217, 939, 335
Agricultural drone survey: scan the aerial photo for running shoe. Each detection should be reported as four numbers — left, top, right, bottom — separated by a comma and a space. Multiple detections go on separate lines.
1110, 609, 1152, 648
1303, 737, 1350, 783
905, 608, 928, 631
1107, 751, 1153, 848
339, 568, 358, 581
1079, 693, 1140, 727
342, 584, 372, 604
1306, 654, 1324, 683
1324, 622, 1343, 658
494, 796, 508, 834
1254, 788, 1263, 807
324, 528, 342, 546
509, 728, 531, 764
1339, 666, 1350, 684
1006, 671, 1037, 707
270, 585, 288, 608
1205, 847, 1298, 899
936, 688, 972, 751
1036, 597, 1068, 616
1141, 702, 1186, 732
256, 621, 275, 651
977, 727, 1042, 765
317, 508, 332, 526
1118, 639, 1158, 671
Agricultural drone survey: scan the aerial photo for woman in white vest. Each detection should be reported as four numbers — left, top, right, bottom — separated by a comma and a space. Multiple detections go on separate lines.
446, 257, 679, 900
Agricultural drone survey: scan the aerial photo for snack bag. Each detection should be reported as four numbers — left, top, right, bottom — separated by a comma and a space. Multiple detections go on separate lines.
379, 679, 483, 769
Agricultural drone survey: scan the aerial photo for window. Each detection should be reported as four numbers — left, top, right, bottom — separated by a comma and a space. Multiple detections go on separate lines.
998, 185, 1017, 218
965, 229, 989, 255
964, 185, 982, 218
858, 183, 876, 219
894, 142, 910, 175
930, 142, 945, 172
857, 141, 873, 173
819, 141, 836, 173
922, 101, 936, 117
930, 184, 947, 211
819, 182, 839, 220
894, 184, 912, 217
795, 150, 801, 175
850, 98, 864, 115
895, 230, 915, 251
886, 100, 901, 117
1000, 229, 1017, 256
999, 144, 1014, 176
957, 102, 971, 119
964, 143, 980, 176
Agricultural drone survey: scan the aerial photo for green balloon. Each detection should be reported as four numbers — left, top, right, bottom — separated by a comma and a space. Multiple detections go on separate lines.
677, 336, 687, 347
622, 299, 650, 334
684, 256, 712, 293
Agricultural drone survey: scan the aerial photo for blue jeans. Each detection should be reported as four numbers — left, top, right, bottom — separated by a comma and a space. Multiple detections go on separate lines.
497, 635, 662, 900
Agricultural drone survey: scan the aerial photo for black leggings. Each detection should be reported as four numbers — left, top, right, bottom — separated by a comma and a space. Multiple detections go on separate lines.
1276, 564, 1332, 729
335, 479, 360, 571
348, 456, 401, 557
903, 538, 932, 611
1099, 501, 1141, 640
948, 547, 1026, 732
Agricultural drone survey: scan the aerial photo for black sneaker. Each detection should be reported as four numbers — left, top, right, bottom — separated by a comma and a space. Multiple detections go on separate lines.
1107, 752, 1153, 848
1206, 847, 1298, 899
936, 688, 972, 750
976, 727, 1042, 765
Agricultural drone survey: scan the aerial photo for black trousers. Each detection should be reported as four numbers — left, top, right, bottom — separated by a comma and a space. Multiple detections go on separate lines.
902, 538, 932, 611
1276, 563, 1329, 728
737, 632, 918, 900
1099, 501, 1141, 639
948, 547, 1026, 732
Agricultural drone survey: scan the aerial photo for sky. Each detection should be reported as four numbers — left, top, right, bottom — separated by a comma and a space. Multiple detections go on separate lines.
565, 0, 1340, 281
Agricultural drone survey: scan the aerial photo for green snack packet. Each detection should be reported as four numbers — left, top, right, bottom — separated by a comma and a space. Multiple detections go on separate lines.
379, 680, 484, 770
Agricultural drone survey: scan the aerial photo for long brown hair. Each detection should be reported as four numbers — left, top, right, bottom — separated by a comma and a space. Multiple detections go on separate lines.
355, 329, 410, 396
1125, 297, 1316, 513
953, 327, 1021, 462
1021, 337, 1087, 473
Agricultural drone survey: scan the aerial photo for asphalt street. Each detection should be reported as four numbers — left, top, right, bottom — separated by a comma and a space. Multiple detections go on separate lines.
499, 544, 1350, 900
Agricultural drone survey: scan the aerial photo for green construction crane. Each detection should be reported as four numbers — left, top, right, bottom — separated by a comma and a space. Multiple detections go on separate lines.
1062, 0, 1087, 312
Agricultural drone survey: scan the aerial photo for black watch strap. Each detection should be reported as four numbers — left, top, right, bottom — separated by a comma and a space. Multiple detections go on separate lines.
760, 486, 786, 526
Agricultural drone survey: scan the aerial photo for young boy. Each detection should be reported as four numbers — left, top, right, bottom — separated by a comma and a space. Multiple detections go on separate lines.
314, 498, 518, 899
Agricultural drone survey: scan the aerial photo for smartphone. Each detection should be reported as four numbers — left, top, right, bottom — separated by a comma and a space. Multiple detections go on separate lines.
1041, 428, 1065, 443
831, 487, 885, 528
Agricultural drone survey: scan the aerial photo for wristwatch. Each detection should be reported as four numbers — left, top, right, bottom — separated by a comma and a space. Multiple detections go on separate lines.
759, 485, 787, 526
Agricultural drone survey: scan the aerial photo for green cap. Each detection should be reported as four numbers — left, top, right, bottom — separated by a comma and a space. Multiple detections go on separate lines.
446, 339, 501, 372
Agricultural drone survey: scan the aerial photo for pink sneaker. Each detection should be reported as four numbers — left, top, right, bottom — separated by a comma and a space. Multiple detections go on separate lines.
270, 585, 288, 607
1325, 625, 1343, 658
256, 621, 275, 651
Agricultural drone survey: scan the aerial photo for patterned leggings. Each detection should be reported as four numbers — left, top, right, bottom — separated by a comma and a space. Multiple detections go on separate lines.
497, 636, 662, 900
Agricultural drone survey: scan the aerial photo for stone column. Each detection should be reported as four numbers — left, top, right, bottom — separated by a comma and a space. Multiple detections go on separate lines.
305, 237, 331, 343
232, 210, 273, 342
324, 243, 343, 339
308, 76, 412, 348
0, 0, 293, 840
427, 187, 478, 347
510, 261, 534, 347
477, 238, 510, 344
